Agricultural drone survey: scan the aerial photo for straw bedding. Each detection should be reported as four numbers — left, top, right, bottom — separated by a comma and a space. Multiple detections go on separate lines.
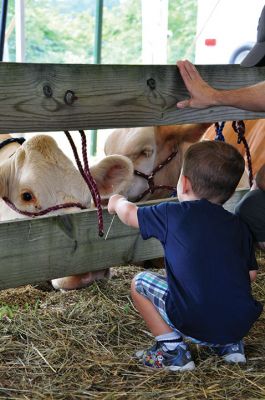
0, 252, 265, 400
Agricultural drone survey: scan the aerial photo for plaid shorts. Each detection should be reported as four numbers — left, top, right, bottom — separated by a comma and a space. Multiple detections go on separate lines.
134, 271, 227, 347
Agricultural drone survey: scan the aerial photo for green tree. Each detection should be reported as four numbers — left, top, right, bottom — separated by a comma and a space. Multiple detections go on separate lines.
168, 0, 198, 63
102, 0, 142, 64
5, 0, 95, 63
5, 0, 197, 64
25, 0, 95, 63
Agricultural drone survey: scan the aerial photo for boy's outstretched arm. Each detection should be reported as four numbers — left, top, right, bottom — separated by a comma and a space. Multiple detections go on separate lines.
108, 194, 139, 228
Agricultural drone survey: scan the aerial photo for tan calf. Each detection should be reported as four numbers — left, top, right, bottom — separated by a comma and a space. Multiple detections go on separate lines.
0, 134, 134, 290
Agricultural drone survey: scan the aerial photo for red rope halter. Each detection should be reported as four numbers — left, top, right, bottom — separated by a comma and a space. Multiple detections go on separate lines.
3, 198, 86, 217
133, 150, 178, 202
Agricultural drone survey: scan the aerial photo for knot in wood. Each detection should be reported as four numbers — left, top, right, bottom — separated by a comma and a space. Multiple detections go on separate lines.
147, 78, 156, 90
43, 85, 53, 98
64, 90, 77, 105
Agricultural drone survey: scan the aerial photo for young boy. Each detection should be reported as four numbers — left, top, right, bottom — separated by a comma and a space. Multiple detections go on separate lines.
108, 141, 263, 371
235, 164, 265, 251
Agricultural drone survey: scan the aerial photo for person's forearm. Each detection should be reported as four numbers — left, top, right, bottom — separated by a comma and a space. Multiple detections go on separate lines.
214, 82, 265, 112
114, 197, 139, 228
176, 60, 265, 112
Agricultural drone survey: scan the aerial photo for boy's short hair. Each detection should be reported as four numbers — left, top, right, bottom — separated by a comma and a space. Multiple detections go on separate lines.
255, 164, 265, 191
182, 140, 245, 204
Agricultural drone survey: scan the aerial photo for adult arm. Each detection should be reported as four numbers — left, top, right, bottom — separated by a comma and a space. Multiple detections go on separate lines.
176, 60, 265, 112
108, 194, 139, 228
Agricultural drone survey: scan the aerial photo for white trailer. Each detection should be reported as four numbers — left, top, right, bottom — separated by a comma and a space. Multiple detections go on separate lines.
195, 0, 264, 64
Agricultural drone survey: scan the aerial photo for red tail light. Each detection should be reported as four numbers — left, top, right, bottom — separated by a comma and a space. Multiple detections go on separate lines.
205, 38, 216, 46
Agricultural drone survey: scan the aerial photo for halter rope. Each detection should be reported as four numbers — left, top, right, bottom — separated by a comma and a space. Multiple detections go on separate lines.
232, 120, 253, 187
3, 198, 86, 217
215, 121, 253, 188
133, 150, 178, 202
0, 137, 26, 149
64, 130, 104, 236
214, 122, 225, 141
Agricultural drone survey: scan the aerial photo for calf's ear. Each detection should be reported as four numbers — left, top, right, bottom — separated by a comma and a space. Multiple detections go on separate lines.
156, 123, 213, 144
104, 128, 129, 155
90, 155, 134, 196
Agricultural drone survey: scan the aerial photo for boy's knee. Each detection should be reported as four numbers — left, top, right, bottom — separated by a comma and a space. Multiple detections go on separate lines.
131, 277, 137, 294
249, 270, 257, 282
131, 271, 149, 297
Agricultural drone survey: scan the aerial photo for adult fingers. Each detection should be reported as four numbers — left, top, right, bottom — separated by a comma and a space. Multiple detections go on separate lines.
176, 99, 191, 109
177, 60, 193, 87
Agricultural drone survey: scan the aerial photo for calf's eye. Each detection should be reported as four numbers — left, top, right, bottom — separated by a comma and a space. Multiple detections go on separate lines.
22, 192, 33, 202
142, 147, 154, 158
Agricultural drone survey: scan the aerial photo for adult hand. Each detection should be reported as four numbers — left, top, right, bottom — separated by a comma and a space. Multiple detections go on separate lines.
176, 60, 218, 109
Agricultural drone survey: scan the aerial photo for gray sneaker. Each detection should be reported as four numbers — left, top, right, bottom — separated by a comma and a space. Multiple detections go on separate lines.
135, 341, 195, 371
215, 341, 246, 363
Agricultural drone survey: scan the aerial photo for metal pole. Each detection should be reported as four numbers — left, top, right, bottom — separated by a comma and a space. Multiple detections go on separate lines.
90, 0, 103, 156
15, 0, 25, 62
94, 0, 103, 64
0, 0, 8, 61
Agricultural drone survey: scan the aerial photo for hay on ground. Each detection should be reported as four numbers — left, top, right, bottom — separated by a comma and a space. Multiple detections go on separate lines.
0, 252, 265, 399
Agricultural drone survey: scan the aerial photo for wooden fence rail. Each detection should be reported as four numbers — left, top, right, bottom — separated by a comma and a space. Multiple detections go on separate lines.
0, 190, 247, 290
0, 61, 262, 289
0, 63, 265, 133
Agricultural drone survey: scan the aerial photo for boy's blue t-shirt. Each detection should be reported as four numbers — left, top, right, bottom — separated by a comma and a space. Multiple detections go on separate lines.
137, 199, 263, 345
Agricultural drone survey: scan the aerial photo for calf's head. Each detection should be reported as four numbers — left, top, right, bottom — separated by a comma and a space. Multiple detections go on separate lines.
0, 135, 134, 220
104, 123, 211, 201
0, 134, 134, 291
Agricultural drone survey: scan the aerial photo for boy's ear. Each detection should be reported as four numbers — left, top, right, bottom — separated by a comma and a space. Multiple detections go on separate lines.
181, 175, 191, 194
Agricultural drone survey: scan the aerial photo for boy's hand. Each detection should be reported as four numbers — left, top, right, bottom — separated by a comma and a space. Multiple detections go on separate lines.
107, 194, 139, 228
108, 194, 126, 214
